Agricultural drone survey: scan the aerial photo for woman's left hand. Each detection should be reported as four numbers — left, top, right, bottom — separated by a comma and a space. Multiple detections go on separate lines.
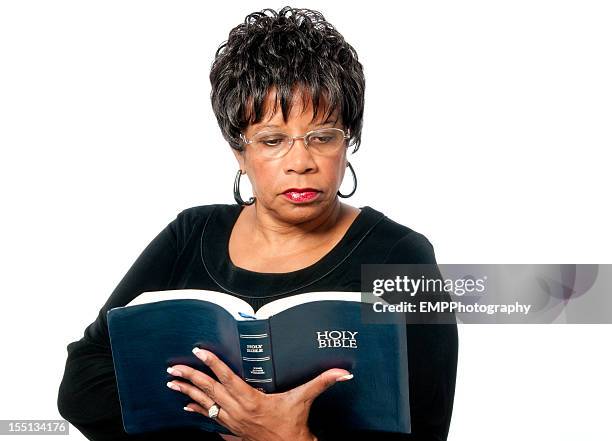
166, 347, 353, 441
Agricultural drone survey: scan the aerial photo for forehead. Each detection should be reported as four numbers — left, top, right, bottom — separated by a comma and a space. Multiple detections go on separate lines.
246, 85, 340, 130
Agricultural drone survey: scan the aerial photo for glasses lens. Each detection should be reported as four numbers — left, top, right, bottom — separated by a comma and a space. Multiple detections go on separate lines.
306, 129, 346, 154
252, 132, 291, 158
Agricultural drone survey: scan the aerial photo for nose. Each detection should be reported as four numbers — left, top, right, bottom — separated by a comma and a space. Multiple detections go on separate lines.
283, 137, 317, 173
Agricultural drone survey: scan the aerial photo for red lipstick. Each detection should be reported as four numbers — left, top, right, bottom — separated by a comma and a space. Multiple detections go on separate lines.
282, 188, 321, 203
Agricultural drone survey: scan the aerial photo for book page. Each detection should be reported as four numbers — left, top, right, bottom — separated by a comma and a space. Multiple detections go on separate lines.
254, 291, 385, 319
124, 289, 255, 320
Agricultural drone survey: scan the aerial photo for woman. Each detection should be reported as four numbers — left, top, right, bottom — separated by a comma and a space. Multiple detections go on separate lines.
57, 6, 458, 441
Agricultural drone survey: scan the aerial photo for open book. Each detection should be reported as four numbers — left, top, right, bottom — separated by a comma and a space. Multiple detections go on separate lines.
107, 289, 411, 436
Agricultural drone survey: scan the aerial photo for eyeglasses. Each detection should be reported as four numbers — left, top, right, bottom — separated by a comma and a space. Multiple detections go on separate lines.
239, 127, 351, 159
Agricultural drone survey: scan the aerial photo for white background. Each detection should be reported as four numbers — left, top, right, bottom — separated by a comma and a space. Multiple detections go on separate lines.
1, 1, 611, 440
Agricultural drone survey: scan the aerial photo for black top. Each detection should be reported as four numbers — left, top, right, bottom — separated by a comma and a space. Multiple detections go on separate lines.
57, 203, 458, 441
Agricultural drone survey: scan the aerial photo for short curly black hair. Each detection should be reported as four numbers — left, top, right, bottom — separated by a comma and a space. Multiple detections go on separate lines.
209, 6, 365, 153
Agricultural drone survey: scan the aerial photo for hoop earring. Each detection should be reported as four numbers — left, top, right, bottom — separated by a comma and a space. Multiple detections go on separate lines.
337, 161, 357, 198
234, 169, 256, 206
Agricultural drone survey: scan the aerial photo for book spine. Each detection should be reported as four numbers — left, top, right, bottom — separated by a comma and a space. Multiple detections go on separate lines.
236, 320, 275, 393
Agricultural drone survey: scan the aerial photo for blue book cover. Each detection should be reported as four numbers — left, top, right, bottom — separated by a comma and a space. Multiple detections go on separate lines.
107, 289, 411, 436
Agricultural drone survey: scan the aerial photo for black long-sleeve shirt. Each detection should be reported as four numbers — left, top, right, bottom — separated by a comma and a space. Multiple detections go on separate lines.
57, 203, 458, 441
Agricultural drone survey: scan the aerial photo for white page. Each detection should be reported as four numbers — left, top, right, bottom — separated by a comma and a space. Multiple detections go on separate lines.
122, 289, 255, 321
254, 290, 387, 319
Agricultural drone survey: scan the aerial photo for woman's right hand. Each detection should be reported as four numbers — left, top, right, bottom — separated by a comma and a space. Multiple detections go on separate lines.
168, 348, 352, 441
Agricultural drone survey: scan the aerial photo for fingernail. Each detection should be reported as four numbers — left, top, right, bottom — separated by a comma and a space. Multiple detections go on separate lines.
192, 347, 208, 362
183, 406, 194, 412
167, 367, 182, 377
166, 381, 181, 391
336, 373, 354, 382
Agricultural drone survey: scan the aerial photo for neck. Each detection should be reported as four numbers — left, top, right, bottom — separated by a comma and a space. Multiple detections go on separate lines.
243, 200, 345, 250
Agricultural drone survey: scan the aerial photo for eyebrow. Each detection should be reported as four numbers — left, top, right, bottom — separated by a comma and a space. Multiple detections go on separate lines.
254, 116, 339, 130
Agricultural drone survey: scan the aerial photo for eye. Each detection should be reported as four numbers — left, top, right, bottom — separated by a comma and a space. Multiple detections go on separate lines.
309, 129, 343, 145
261, 138, 284, 147
253, 133, 288, 147
310, 136, 334, 144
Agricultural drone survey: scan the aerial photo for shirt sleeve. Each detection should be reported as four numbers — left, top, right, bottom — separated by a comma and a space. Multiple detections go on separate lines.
383, 232, 458, 441
316, 232, 459, 441
56, 211, 224, 441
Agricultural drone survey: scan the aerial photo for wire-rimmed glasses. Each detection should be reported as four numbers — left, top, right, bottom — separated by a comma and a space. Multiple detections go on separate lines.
239, 127, 351, 159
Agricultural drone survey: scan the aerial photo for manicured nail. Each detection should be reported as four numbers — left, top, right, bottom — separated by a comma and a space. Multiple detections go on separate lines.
183, 406, 194, 412
336, 373, 354, 382
166, 381, 181, 391
192, 347, 208, 362
167, 367, 182, 377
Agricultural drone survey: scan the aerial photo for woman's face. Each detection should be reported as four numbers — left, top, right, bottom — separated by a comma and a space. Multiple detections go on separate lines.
233, 89, 349, 222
